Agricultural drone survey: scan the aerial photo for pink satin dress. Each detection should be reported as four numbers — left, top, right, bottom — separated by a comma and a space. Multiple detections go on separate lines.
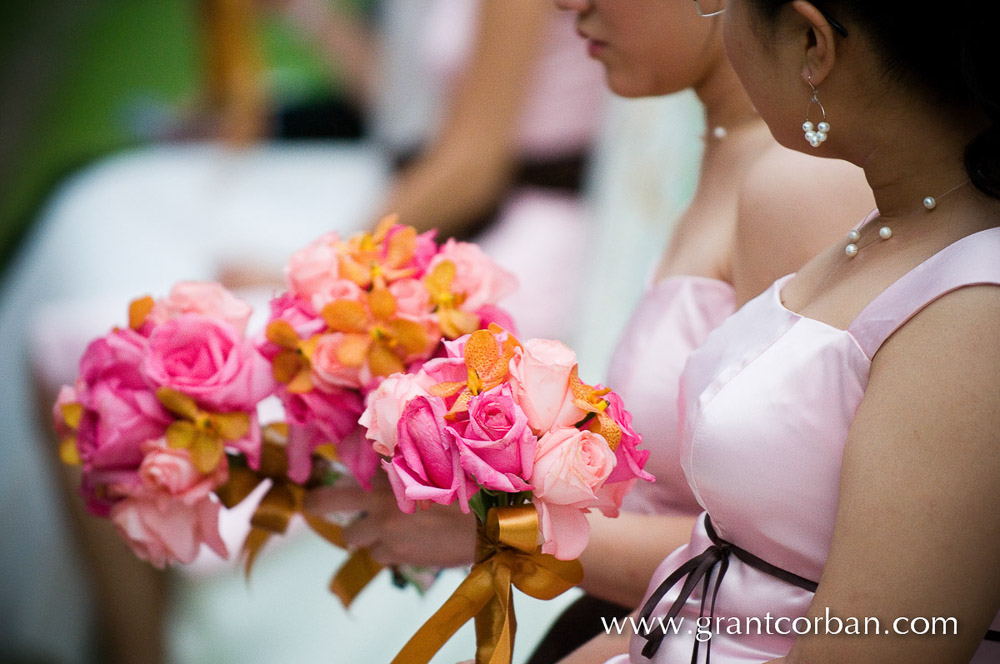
611, 224, 1000, 663
606, 276, 735, 518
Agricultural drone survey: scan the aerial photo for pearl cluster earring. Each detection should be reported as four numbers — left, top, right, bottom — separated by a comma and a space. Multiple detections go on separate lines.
802, 77, 829, 148
844, 179, 971, 258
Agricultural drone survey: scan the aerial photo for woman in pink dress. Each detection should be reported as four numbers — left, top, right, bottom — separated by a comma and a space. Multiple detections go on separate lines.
523, 1, 875, 661
308, 0, 873, 660
595, 0, 1000, 662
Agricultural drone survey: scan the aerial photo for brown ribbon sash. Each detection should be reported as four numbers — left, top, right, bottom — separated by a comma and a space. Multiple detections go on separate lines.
391, 505, 583, 664
637, 514, 816, 661
637, 514, 1000, 660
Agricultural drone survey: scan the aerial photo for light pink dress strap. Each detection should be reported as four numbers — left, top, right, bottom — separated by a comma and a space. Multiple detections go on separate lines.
848, 226, 1000, 358
853, 208, 880, 232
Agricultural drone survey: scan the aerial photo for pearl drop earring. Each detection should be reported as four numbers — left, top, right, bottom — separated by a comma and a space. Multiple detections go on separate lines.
802, 77, 829, 148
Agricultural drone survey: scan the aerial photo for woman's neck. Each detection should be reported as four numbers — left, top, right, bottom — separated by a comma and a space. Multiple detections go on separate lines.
694, 58, 760, 144
847, 99, 991, 223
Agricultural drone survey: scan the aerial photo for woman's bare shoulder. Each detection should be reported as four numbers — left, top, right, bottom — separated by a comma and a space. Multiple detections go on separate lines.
740, 144, 873, 245
729, 145, 874, 304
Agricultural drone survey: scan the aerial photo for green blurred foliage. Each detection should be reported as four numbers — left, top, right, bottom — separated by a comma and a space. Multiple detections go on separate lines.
0, 0, 350, 275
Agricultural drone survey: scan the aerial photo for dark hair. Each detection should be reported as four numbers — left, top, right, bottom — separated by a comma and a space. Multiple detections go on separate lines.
745, 0, 1000, 200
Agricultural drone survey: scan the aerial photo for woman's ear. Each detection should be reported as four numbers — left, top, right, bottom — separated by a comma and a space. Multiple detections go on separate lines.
789, 0, 838, 87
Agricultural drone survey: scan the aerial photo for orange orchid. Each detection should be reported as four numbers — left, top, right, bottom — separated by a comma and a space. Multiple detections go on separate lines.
337, 215, 420, 289
128, 295, 154, 331
424, 259, 481, 339
321, 287, 430, 379
266, 320, 320, 393
568, 368, 622, 451
429, 325, 522, 416
57, 402, 84, 466
157, 387, 250, 474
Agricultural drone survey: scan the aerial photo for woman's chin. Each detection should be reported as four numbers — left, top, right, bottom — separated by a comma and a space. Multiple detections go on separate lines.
605, 72, 673, 100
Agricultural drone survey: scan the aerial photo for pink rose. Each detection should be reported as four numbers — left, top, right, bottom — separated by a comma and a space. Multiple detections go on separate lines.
149, 281, 253, 336
283, 387, 366, 484
309, 278, 365, 318
360, 372, 435, 456
310, 332, 364, 391
508, 339, 585, 435
267, 292, 326, 339
76, 330, 171, 473
428, 239, 518, 311
449, 384, 534, 493
474, 305, 518, 337
285, 231, 342, 313
601, 390, 654, 486
440, 335, 468, 360
420, 355, 467, 385
530, 427, 617, 560
330, 427, 380, 492
110, 493, 228, 568
388, 278, 433, 323
108, 440, 229, 567
382, 396, 476, 513
143, 314, 274, 412
81, 468, 142, 517
138, 439, 228, 503
410, 229, 439, 276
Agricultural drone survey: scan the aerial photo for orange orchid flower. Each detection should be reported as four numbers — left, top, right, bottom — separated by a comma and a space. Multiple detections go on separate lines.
429, 325, 522, 417
337, 215, 420, 289
424, 260, 481, 339
58, 402, 84, 466
157, 388, 250, 474
568, 368, 622, 451
321, 287, 430, 379
266, 320, 320, 393
128, 295, 154, 331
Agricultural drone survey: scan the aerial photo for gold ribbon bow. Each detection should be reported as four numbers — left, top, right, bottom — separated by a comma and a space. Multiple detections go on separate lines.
391, 505, 583, 664
214, 424, 382, 607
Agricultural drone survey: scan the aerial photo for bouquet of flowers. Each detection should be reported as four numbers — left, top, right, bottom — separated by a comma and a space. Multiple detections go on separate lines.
260, 214, 517, 491
53, 282, 274, 567
53, 216, 521, 605
359, 324, 653, 664
251, 215, 519, 598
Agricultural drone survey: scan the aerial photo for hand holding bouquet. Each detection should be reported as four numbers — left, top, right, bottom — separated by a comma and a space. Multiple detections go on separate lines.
53, 215, 521, 606
359, 324, 653, 664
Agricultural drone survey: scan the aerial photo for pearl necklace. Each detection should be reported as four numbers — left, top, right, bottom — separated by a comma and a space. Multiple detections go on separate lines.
704, 112, 761, 142
844, 179, 970, 258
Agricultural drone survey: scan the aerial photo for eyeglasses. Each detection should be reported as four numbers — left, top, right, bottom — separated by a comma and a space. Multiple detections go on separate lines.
693, 0, 849, 38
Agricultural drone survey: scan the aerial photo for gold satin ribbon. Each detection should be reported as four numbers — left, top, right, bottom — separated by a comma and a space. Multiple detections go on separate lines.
391, 505, 583, 664
214, 424, 383, 607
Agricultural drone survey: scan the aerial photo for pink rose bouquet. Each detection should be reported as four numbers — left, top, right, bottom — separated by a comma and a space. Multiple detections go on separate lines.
52, 218, 521, 606
54, 282, 275, 568
360, 324, 653, 664
260, 215, 517, 489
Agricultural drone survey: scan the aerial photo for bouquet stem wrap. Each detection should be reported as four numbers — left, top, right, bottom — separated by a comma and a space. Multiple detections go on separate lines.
215, 427, 382, 607
391, 505, 583, 664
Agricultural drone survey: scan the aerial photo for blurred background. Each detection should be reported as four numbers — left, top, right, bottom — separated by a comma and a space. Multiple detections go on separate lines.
0, 1, 703, 662
0, 0, 364, 268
